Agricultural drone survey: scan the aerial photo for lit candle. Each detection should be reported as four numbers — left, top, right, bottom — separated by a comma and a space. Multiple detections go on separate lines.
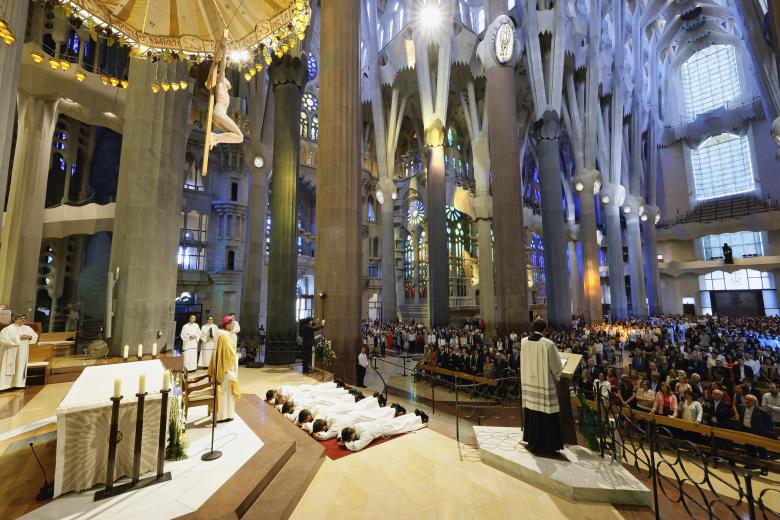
113, 377, 121, 398
162, 371, 170, 391
139, 373, 146, 394
152, 343, 157, 357
137, 344, 143, 358
123, 345, 129, 359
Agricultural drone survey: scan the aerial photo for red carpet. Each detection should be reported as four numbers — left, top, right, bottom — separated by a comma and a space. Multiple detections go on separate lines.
320, 434, 406, 460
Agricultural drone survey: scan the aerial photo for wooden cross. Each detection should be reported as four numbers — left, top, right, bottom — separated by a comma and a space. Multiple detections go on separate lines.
201, 31, 229, 177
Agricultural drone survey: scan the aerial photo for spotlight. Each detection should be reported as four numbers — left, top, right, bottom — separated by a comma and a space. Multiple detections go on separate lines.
593, 179, 601, 194
375, 189, 384, 205
655, 214, 661, 224
574, 182, 584, 192
253, 156, 264, 168
623, 206, 631, 214
391, 191, 398, 200
31, 51, 44, 63
601, 195, 610, 204
640, 214, 648, 222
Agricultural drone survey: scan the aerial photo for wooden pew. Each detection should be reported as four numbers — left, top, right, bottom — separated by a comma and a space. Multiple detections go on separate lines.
38, 331, 77, 356
417, 364, 499, 387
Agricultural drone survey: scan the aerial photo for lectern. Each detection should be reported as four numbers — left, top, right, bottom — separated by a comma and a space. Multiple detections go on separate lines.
557, 352, 583, 445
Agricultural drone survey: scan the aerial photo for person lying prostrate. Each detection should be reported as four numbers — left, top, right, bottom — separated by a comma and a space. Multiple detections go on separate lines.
339, 411, 429, 452
304, 407, 398, 440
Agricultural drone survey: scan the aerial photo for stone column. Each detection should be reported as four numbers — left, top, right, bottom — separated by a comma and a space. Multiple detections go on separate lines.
600, 182, 628, 320
266, 54, 307, 364
108, 59, 190, 353
643, 205, 662, 316
567, 237, 583, 317
770, 1, 780, 83
425, 126, 450, 326
534, 113, 571, 329
573, 169, 603, 322
0, 95, 58, 313
0, 0, 30, 237
480, 16, 529, 333
378, 179, 397, 321
624, 195, 647, 317
314, 0, 362, 382
240, 153, 270, 332
474, 196, 496, 332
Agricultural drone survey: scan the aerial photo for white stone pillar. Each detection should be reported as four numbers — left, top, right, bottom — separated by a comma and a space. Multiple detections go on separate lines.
0, 95, 58, 312
600, 182, 628, 320
0, 0, 30, 236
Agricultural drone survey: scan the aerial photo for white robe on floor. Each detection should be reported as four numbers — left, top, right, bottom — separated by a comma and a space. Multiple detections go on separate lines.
306, 407, 396, 439
343, 414, 425, 451
199, 323, 219, 367
0, 324, 38, 389
180, 322, 201, 371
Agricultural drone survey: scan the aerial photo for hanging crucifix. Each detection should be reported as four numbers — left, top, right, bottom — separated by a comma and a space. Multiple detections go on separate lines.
201, 29, 244, 176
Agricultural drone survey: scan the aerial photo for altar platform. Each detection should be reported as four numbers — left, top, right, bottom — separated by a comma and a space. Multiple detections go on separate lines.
474, 426, 652, 507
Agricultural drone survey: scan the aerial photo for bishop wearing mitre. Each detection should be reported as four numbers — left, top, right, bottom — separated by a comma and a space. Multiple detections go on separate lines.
208, 316, 241, 422
0, 314, 38, 390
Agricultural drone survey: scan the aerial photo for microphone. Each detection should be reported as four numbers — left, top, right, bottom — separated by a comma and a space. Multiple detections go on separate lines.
29, 442, 54, 501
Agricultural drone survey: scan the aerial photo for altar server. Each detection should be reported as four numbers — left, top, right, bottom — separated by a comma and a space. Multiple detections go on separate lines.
180, 314, 201, 372
199, 316, 219, 368
0, 314, 38, 390
209, 316, 240, 422
339, 412, 428, 451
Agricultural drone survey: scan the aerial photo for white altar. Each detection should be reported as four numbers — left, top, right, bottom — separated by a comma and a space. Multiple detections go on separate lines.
54, 360, 167, 497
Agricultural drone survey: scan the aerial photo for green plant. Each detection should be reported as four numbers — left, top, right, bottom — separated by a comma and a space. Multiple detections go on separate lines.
577, 393, 600, 452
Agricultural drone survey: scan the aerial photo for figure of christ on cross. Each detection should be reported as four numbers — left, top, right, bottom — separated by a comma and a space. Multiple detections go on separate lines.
202, 29, 244, 175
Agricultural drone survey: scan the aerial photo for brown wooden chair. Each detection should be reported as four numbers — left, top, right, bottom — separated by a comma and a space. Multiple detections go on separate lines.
181, 372, 214, 420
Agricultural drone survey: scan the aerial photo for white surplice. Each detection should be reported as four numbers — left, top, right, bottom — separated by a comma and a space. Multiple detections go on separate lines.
180, 322, 201, 371
199, 323, 219, 368
0, 323, 38, 389
343, 414, 425, 451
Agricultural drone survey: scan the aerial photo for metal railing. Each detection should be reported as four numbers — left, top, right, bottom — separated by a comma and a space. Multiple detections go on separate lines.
592, 384, 780, 519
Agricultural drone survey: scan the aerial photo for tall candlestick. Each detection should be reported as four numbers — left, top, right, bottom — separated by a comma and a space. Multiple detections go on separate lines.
123, 345, 129, 359
139, 373, 146, 394
162, 371, 170, 391
113, 377, 121, 398
137, 344, 143, 358
152, 343, 157, 357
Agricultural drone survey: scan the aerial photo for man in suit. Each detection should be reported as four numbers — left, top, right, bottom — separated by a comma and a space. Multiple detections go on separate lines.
585, 359, 600, 381
648, 372, 662, 394
707, 389, 734, 429
734, 358, 755, 383
689, 373, 706, 400
738, 394, 774, 465
508, 347, 520, 375
631, 349, 649, 373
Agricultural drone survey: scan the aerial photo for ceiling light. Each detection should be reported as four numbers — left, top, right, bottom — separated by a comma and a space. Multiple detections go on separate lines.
655, 214, 661, 224
623, 206, 631, 214
49, 58, 60, 70
420, 2, 442, 29
640, 214, 648, 222
151, 82, 160, 93
574, 182, 584, 192
76, 70, 86, 81
31, 51, 44, 63
59, 59, 71, 71
254, 156, 264, 168
601, 195, 610, 204
161, 81, 171, 92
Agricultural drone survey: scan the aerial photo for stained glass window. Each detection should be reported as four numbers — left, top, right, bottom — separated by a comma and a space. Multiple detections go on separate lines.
307, 54, 318, 81
300, 112, 308, 138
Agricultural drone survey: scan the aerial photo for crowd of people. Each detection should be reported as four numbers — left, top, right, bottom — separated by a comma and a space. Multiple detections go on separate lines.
361, 315, 780, 450
265, 380, 428, 451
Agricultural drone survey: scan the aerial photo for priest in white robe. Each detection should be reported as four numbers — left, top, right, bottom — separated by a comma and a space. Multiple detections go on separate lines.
208, 316, 240, 422
520, 318, 564, 455
199, 316, 219, 368
180, 314, 201, 372
0, 314, 38, 390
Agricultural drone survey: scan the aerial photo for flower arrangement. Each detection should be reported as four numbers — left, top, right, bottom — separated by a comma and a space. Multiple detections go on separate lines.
165, 372, 189, 460
313, 337, 337, 362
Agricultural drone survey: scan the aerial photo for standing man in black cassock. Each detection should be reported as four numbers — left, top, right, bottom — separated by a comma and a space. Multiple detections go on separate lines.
299, 317, 324, 373
520, 318, 564, 456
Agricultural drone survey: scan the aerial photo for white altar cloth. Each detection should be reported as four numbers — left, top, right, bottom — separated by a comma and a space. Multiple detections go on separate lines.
54, 360, 167, 497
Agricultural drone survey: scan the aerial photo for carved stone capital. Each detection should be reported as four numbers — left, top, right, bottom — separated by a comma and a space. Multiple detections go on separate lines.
424, 120, 445, 148
598, 181, 626, 207
621, 194, 645, 223
476, 14, 519, 72
268, 53, 309, 91
530, 110, 561, 141
572, 168, 602, 195
473, 194, 493, 221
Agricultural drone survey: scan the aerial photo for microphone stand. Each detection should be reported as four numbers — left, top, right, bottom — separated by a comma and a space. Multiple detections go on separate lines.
202, 335, 222, 461
29, 442, 53, 500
